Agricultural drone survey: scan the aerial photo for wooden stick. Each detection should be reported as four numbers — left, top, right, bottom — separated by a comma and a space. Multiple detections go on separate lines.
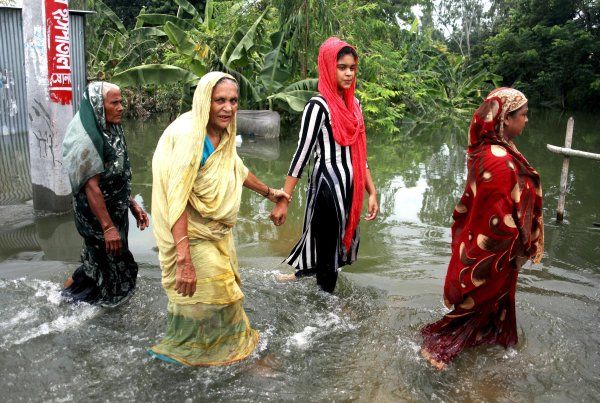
546, 145, 600, 160
556, 117, 574, 222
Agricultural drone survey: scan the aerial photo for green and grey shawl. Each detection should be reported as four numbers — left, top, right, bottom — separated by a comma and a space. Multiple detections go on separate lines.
62, 82, 125, 193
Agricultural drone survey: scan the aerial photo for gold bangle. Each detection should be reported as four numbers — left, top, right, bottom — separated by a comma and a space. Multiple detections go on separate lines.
103, 226, 116, 234
175, 235, 189, 246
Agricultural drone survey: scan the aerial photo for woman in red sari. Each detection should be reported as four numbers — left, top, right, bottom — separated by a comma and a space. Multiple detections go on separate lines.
421, 88, 544, 369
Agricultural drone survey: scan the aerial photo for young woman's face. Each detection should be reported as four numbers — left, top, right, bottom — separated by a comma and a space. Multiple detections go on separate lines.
336, 54, 356, 91
208, 80, 238, 132
504, 104, 529, 138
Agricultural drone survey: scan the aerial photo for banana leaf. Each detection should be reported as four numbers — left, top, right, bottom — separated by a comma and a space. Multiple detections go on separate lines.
281, 78, 318, 92
163, 21, 196, 57
113, 40, 158, 72
188, 60, 207, 77
112, 64, 199, 87
268, 90, 315, 113
129, 27, 166, 43
96, 0, 126, 34
204, 0, 214, 29
260, 29, 291, 94
220, 29, 246, 66
226, 9, 268, 66
136, 14, 195, 31
173, 0, 200, 19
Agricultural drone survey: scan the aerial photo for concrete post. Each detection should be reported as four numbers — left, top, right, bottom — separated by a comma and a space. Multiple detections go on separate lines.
22, 0, 73, 213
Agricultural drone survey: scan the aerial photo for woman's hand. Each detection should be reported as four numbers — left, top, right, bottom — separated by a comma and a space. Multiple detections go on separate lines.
104, 227, 123, 256
84, 175, 123, 255
267, 188, 291, 204
130, 200, 150, 230
175, 258, 197, 297
174, 235, 196, 297
242, 172, 292, 204
365, 193, 379, 221
270, 201, 289, 226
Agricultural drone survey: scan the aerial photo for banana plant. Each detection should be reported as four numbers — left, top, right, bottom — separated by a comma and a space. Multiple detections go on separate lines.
88, 0, 166, 79
114, 1, 317, 114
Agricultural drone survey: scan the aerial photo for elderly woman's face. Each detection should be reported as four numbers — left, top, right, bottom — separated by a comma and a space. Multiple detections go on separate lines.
104, 88, 124, 125
209, 80, 238, 132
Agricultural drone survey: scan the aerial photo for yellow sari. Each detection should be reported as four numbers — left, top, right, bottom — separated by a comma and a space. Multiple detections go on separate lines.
150, 72, 258, 366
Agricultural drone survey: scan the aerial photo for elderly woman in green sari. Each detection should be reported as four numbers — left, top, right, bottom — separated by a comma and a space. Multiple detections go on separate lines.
149, 72, 289, 366
61, 82, 149, 307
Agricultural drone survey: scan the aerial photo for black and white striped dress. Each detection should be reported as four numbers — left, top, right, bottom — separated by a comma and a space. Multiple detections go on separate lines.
285, 96, 362, 274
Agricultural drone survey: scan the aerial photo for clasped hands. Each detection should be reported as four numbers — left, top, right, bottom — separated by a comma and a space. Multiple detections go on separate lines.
266, 187, 291, 227
269, 192, 379, 227
265, 187, 291, 204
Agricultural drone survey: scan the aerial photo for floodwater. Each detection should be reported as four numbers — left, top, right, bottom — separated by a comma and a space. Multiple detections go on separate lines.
0, 111, 598, 401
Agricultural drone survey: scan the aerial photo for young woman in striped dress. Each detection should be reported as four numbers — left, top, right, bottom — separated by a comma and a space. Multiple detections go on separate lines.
270, 37, 378, 293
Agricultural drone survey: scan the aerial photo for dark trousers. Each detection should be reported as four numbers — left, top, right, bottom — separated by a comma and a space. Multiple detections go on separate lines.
311, 184, 340, 293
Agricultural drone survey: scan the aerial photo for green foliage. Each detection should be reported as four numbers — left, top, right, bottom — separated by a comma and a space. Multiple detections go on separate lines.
110, 1, 320, 114
461, 0, 600, 110
112, 64, 199, 87
88, 0, 501, 133
482, 19, 600, 109
87, 0, 166, 80
334, 0, 498, 134
93, 0, 204, 28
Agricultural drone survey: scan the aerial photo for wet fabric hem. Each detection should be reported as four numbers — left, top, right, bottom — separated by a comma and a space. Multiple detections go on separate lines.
149, 331, 259, 367
285, 256, 354, 277
154, 328, 259, 350
98, 291, 135, 309
146, 350, 185, 366
62, 288, 136, 309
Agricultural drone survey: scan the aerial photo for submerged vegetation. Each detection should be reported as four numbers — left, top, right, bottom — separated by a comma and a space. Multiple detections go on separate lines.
86, 0, 599, 134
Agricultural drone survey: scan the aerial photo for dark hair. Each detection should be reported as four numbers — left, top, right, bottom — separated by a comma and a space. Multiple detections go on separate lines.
508, 103, 527, 117
337, 46, 358, 61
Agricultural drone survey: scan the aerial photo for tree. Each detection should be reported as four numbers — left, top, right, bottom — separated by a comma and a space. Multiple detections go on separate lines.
480, 0, 600, 110
99, 0, 206, 28
434, 0, 487, 58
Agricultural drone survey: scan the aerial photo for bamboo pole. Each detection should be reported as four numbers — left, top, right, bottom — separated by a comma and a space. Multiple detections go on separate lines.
546, 145, 600, 160
555, 117, 574, 222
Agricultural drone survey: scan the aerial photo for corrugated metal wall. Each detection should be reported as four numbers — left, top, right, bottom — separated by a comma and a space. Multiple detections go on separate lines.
0, 8, 28, 136
70, 12, 86, 113
0, 7, 32, 204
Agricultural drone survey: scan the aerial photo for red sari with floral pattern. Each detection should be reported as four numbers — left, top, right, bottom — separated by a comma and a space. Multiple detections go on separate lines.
421, 88, 544, 365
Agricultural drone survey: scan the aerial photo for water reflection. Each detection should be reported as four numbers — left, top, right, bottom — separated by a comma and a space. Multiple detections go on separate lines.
0, 133, 31, 204
0, 214, 81, 262
1, 111, 598, 273
0, 111, 599, 401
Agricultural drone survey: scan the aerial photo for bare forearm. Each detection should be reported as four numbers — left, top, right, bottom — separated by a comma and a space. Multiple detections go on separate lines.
280, 176, 299, 205
172, 211, 188, 241
171, 211, 190, 264
243, 171, 270, 196
365, 168, 376, 196
85, 182, 114, 231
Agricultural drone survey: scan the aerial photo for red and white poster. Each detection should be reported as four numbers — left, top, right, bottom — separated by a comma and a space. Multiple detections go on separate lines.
45, 0, 72, 105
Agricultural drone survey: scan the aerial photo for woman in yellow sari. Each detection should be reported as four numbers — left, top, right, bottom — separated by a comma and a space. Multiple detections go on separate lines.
149, 72, 289, 366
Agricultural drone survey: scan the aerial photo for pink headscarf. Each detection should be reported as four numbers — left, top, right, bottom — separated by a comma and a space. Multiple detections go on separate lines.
317, 37, 367, 252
